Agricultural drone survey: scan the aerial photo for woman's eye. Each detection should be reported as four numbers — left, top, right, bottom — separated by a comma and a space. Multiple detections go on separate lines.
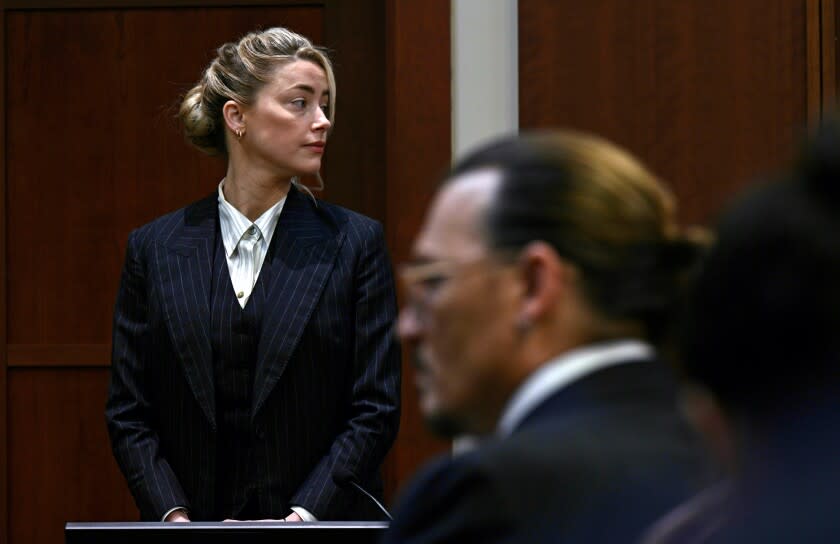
320, 104, 329, 115
291, 98, 306, 109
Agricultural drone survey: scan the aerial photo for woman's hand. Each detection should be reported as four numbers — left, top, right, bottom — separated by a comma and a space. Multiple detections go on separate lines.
284, 512, 304, 522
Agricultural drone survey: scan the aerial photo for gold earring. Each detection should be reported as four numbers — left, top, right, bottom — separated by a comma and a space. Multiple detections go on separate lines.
236, 128, 244, 139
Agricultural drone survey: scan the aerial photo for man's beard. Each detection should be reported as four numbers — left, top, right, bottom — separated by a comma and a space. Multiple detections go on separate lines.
413, 349, 468, 438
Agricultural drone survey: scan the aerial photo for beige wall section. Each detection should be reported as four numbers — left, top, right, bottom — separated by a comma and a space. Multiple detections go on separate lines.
452, 0, 518, 160
450, 0, 518, 454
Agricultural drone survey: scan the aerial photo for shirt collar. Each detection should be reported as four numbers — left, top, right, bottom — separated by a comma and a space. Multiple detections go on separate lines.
217, 179, 286, 258
496, 339, 654, 437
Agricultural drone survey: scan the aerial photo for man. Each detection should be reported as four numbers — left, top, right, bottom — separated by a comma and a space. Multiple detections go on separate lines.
383, 131, 710, 543
643, 120, 840, 543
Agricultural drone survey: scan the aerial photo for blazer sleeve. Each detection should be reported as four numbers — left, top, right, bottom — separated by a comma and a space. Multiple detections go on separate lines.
105, 229, 189, 520
291, 219, 402, 518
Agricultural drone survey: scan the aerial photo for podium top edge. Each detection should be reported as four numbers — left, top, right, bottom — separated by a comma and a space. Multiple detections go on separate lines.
65, 521, 389, 530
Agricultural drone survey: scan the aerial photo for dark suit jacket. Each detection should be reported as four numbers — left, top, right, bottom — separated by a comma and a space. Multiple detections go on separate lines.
646, 398, 840, 544
384, 360, 708, 543
106, 186, 401, 521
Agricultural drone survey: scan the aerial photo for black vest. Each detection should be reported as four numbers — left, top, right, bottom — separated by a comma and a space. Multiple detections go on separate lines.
210, 227, 273, 518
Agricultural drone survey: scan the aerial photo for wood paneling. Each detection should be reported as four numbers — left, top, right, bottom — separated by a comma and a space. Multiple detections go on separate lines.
0, 6, 7, 541
822, 0, 836, 109
322, 0, 387, 223
384, 0, 452, 500
808, 0, 837, 120
810, 0, 825, 120
8, 345, 110, 367
519, 0, 810, 225
8, 368, 136, 544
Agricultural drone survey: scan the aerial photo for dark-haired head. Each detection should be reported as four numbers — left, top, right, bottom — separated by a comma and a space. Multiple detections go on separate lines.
682, 119, 840, 430
453, 130, 706, 346
398, 130, 706, 438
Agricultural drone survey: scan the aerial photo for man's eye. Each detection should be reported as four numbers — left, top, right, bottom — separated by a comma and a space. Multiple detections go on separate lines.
420, 274, 448, 292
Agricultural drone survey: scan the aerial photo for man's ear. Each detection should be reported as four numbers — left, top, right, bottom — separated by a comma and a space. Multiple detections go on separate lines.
516, 241, 574, 327
222, 100, 246, 134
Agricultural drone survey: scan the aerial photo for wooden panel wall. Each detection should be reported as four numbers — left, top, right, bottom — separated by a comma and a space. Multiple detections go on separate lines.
0, 7, 7, 540
519, 0, 823, 225
322, 0, 387, 222
384, 0, 453, 497
810, 0, 836, 117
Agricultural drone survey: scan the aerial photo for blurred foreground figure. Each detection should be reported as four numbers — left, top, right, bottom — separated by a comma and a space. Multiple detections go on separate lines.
384, 131, 711, 543
644, 121, 840, 543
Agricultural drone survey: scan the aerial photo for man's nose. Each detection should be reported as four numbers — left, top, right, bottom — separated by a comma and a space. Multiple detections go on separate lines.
396, 305, 423, 343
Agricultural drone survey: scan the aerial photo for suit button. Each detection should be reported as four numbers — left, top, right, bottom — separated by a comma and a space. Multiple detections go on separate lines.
255, 425, 266, 440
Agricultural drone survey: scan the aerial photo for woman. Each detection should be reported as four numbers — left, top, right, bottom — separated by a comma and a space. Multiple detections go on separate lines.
106, 27, 400, 522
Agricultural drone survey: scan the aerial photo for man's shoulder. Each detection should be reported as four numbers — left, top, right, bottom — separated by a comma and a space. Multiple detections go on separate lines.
389, 427, 706, 543
400, 409, 698, 494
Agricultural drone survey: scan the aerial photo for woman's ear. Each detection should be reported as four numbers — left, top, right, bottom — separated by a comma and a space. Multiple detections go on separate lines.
222, 100, 246, 134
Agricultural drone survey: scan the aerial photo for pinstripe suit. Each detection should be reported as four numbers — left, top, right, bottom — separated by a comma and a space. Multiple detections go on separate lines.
106, 186, 401, 521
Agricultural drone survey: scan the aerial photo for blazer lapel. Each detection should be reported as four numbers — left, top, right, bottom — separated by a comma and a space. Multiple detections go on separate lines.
252, 187, 344, 418
157, 194, 217, 429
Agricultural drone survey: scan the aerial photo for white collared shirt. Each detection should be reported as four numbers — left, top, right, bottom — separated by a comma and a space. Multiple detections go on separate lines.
218, 180, 286, 308
496, 340, 654, 437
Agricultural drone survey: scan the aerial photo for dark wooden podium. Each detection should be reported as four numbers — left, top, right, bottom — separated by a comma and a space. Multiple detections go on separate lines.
65, 521, 388, 544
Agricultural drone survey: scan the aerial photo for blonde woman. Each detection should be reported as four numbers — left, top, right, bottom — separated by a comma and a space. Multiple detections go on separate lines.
106, 27, 400, 522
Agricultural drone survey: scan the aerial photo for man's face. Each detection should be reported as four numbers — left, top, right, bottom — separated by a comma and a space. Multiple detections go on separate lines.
397, 169, 522, 437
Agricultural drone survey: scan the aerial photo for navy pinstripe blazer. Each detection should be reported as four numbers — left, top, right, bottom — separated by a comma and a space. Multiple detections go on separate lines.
106, 186, 401, 521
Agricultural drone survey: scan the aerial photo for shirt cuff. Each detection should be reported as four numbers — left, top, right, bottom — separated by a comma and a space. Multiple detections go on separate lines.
161, 506, 188, 522
290, 505, 318, 521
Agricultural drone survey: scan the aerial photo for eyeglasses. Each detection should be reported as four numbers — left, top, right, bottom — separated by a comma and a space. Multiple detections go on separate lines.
398, 256, 512, 325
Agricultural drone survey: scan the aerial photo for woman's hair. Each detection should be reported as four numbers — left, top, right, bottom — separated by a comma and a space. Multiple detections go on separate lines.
449, 130, 707, 344
179, 26, 336, 157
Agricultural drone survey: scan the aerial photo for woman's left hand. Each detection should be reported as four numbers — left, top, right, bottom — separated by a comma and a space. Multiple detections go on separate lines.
283, 512, 304, 522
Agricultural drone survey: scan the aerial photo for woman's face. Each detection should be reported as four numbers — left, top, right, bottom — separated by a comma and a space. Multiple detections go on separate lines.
240, 59, 331, 178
